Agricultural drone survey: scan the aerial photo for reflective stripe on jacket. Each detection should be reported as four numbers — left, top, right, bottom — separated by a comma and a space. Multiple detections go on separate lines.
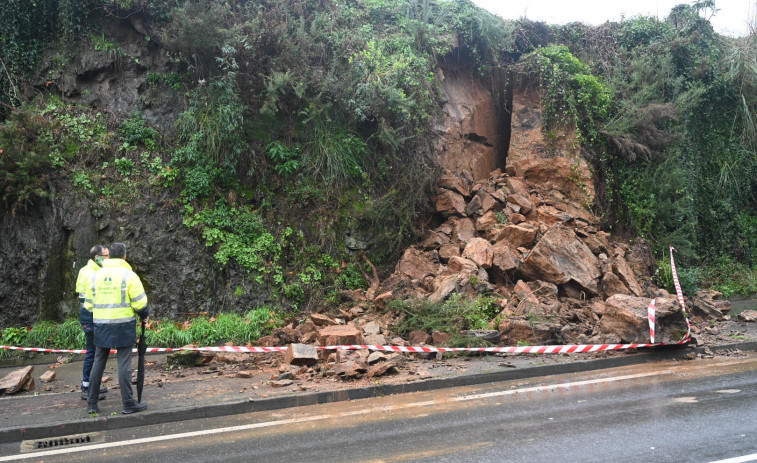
89, 258, 148, 348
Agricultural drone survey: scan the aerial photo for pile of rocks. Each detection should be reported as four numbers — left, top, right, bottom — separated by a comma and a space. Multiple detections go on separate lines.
377, 161, 717, 347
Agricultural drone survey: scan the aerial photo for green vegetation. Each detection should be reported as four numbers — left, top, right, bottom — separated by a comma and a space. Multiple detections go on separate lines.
519, 44, 611, 145
0, 309, 282, 359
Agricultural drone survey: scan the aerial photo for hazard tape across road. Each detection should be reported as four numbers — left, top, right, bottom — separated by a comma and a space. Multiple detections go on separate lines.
0, 342, 664, 356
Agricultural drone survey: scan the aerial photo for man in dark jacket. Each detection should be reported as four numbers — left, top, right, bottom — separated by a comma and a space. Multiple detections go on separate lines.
85, 242, 150, 415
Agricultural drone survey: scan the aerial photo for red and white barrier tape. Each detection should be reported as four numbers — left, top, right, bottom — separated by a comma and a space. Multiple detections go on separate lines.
669, 246, 692, 343
1, 342, 663, 355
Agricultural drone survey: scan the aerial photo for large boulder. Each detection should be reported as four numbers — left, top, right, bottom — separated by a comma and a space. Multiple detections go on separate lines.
395, 247, 437, 281
596, 294, 682, 343
520, 225, 601, 296
317, 325, 365, 346
462, 238, 494, 269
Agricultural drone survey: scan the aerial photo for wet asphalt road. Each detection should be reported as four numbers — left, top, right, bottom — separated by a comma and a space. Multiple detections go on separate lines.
3, 355, 757, 463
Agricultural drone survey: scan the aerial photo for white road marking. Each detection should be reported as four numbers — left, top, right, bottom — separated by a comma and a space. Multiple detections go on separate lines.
674, 397, 698, 403
709, 453, 757, 463
453, 371, 663, 401
0, 370, 669, 461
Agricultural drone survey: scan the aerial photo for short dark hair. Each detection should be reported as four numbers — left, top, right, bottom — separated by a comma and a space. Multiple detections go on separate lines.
109, 242, 127, 259
88, 245, 107, 260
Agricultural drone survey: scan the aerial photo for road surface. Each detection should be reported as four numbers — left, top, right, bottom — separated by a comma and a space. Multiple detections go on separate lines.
2, 354, 756, 462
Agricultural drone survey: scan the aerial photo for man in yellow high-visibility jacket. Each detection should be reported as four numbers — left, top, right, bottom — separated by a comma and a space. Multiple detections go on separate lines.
85, 242, 150, 415
75, 244, 109, 401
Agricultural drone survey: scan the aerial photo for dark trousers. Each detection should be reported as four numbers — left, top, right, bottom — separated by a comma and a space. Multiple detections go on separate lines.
82, 331, 95, 385
88, 346, 135, 407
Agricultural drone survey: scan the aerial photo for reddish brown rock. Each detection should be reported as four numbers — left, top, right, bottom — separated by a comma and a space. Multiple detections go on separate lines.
601, 272, 631, 297
408, 330, 432, 345
509, 213, 526, 224
431, 331, 452, 345
508, 157, 594, 204
506, 177, 530, 199
367, 361, 397, 378
520, 225, 601, 296
395, 247, 437, 281
438, 172, 471, 197
317, 325, 364, 346
463, 238, 494, 268
691, 290, 730, 320
436, 189, 467, 217
491, 242, 520, 272
283, 343, 319, 366
274, 326, 300, 344
333, 360, 367, 379
476, 210, 499, 231
0, 366, 34, 395
310, 313, 338, 327
498, 318, 558, 346
453, 218, 476, 242
446, 256, 479, 275
488, 224, 538, 248
581, 231, 612, 256
507, 192, 533, 214
22, 377, 35, 392
612, 255, 644, 297
271, 379, 294, 388
438, 243, 461, 262
597, 294, 680, 343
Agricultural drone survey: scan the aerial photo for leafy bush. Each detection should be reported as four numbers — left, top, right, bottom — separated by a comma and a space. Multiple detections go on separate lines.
520, 44, 611, 144
119, 114, 159, 150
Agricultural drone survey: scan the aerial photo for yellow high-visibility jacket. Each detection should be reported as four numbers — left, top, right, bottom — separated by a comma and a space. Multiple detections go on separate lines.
76, 259, 100, 330
88, 258, 149, 348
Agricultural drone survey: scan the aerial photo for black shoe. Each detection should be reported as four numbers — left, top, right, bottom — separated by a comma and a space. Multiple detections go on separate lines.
81, 384, 107, 393
122, 400, 147, 414
87, 404, 99, 414
81, 389, 107, 401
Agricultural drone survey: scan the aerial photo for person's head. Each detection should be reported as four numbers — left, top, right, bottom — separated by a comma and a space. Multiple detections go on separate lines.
109, 242, 127, 260
89, 245, 109, 265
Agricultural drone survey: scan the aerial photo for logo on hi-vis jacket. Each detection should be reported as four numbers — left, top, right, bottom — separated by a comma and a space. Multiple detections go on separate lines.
99, 274, 120, 298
